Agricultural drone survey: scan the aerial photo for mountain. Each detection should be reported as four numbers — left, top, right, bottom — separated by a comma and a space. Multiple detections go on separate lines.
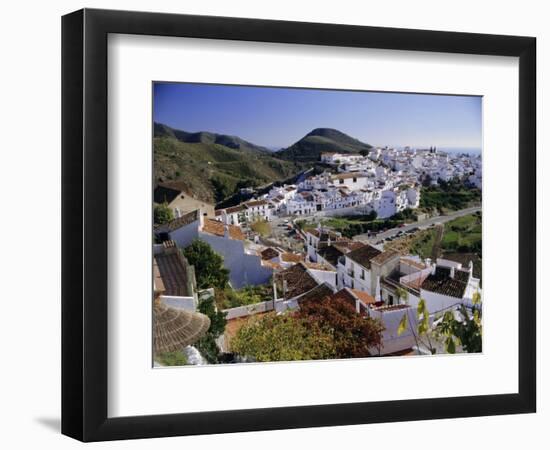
154, 123, 272, 155
154, 123, 302, 204
275, 128, 373, 163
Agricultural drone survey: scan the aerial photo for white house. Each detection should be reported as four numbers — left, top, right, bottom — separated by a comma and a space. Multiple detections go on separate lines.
155, 209, 273, 288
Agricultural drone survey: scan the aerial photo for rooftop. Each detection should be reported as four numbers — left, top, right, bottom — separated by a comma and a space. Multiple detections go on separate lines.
155, 209, 200, 233
346, 245, 383, 269
153, 300, 210, 355
421, 266, 468, 299
276, 263, 319, 299
371, 249, 401, 266
260, 247, 280, 260
201, 218, 245, 241
154, 241, 193, 297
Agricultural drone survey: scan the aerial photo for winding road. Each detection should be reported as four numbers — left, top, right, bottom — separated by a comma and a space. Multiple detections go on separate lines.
354, 206, 482, 244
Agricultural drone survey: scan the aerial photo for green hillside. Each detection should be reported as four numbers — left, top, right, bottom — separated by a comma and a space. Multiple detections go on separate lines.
154, 124, 302, 204
275, 128, 373, 163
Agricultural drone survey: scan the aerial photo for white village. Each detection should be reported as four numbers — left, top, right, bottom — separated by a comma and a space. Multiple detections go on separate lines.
153, 144, 483, 365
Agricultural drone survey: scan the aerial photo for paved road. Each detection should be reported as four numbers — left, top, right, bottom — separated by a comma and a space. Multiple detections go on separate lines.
353, 206, 482, 244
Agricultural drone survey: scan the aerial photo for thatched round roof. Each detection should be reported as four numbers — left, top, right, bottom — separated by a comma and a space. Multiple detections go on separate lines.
153, 301, 211, 355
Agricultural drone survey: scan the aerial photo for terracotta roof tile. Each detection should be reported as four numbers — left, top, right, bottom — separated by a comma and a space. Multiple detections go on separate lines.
261, 247, 280, 260
421, 266, 467, 299
351, 289, 376, 305
276, 263, 319, 299
280, 252, 303, 263
201, 218, 245, 241
371, 249, 401, 265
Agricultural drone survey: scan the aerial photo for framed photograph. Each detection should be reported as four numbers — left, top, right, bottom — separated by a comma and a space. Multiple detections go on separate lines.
62, 8, 536, 442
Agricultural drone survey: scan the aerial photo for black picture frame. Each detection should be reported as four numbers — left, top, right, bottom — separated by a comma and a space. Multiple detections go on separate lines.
62, 8, 536, 442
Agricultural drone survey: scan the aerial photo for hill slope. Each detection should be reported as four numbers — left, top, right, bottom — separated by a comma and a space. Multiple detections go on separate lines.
154, 123, 302, 204
275, 128, 372, 163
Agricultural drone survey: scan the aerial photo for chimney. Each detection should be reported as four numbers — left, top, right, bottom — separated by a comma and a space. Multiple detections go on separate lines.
450, 267, 455, 279
224, 224, 230, 238
469, 260, 474, 275
198, 208, 205, 228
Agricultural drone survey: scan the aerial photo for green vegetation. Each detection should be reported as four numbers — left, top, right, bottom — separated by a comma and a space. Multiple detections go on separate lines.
215, 284, 273, 309
420, 178, 481, 212
231, 295, 384, 362
154, 123, 301, 204
319, 210, 419, 239
183, 239, 229, 290
398, 293, 482, 354
155, 351, 188, 366
295, 219, 317, 232
153, 202, 174, 225
407, 212, 482, 279
250, 219, 271, 236
440, 212, 482, 255
195, 294, 227, 364
410, 228, 438, 259
231, 314, 336, 362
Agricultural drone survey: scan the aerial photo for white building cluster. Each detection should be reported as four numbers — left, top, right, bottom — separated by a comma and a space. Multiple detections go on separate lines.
215, 147, 479, 223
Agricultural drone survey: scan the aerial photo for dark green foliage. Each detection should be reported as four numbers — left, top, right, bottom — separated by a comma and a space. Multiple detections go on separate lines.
210, 177, 233, 203
276, 128, 372, 163
196, 294, 227, 364
195, 334, 221, 364
390, 208, 417, 222
183, 240, 229, 290
153, 202, 174, 225
215, 284, 273, 309
420, 178, 481, 212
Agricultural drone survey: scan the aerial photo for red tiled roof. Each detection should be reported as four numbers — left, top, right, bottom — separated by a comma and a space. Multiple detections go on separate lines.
371, 249, 401, 265
351, 289, 376, 304
280, 252, 303, 263
201, 219, 245, 241
261, 247, 280, 260
276, 263, 319, 299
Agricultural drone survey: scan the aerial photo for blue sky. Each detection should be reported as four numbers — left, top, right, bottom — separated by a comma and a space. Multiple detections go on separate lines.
153, 82, 482, 150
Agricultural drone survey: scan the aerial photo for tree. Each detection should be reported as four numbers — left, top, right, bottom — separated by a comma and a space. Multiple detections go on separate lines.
397, 293, 483, 354
359, 149, 369, 157
210, 177, 232, 202
195, 294, 227, 364
183, 239, 230, 290
231, 313, 336, 362
297, 297, 384, 358
154, 202, 174, 225
435, 291, 482, 353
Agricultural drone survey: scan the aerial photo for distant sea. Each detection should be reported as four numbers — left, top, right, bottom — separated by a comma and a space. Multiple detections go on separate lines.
438, 147, 482, 156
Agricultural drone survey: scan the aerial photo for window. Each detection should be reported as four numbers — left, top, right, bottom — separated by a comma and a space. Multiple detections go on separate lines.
353, 177, 357, 182
360, 269, 365, 280
339, 179, 344, 184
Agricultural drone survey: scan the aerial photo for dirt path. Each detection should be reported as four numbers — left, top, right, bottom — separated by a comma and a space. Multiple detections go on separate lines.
431, 224, 444, 260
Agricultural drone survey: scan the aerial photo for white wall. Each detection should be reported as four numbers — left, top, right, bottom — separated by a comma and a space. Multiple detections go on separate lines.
0, 1, 546, 450
201, 232, 273, 288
